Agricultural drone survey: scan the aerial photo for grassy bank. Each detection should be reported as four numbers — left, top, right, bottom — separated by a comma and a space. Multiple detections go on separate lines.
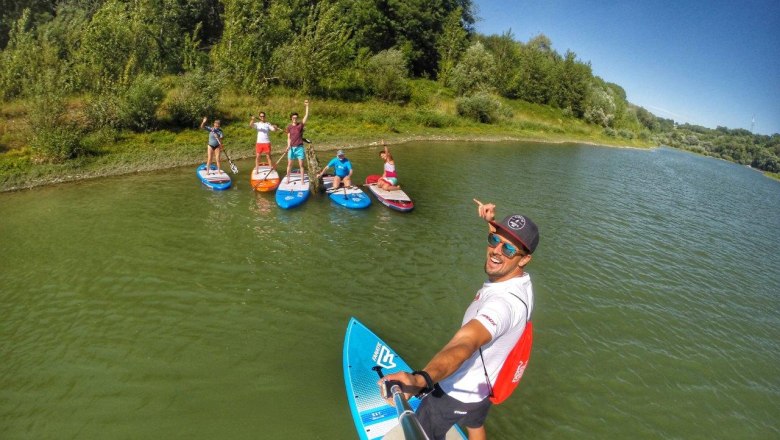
0, 83, 653, 192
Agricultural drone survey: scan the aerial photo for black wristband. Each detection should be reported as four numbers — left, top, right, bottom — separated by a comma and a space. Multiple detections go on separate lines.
412, 370, 435, 392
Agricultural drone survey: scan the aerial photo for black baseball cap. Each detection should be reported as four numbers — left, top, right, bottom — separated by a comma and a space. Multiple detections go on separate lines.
489, 214, 540, 254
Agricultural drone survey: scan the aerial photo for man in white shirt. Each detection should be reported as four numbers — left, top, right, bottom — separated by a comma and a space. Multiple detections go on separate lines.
380, 199, 540, 440
249, 112, 279, 173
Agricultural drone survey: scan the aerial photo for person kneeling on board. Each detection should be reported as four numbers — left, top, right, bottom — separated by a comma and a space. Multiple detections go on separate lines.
317, 150, 353, 189
379, 199, 540, 440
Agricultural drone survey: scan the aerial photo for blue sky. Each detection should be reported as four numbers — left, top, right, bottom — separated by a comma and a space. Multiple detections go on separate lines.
473, 0, 780, 135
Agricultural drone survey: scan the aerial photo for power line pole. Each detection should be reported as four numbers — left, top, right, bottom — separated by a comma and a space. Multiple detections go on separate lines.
751, 114, 755, 133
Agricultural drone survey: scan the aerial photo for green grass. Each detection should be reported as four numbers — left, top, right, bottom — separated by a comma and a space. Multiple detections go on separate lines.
0, 81, 653, 192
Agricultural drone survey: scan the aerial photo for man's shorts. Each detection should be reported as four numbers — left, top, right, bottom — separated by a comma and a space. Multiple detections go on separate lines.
416, 386, 492, 440
255, 143, 271, 154
288, 145, 304, 160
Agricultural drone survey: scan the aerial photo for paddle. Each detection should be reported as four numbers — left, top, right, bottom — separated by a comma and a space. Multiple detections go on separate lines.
373, 366, 430, 440
222, 148, 239, 174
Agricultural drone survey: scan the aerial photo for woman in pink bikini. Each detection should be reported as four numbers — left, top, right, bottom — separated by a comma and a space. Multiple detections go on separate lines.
377, 145, 400, 191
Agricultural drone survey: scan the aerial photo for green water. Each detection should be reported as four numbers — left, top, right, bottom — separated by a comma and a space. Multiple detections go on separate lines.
1, 142, 778, 439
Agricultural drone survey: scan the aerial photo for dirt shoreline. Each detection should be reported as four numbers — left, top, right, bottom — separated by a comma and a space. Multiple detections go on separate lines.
1, 135, 653, 193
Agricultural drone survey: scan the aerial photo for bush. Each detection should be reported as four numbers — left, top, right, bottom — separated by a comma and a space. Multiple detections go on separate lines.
413, 110, 451, 128
119, 74, 164, 131
29, 124, 84, 162
321, 69, 368, 102
86, 90, 122, 130
164, 69, 218, 127
456, 92, 503, 124
28, 69, 84, 162
364, 49, 411, 103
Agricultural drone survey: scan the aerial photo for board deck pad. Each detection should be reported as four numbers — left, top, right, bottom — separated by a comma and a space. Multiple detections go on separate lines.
364, 175, 414, 212
252, 165, 279, 180
367, 185, 412, 202
343, 317, 466, 440
328, 186, 371, 209
275, 171, 310, 209
197, 164, 231, 190
251, 164, 280, 192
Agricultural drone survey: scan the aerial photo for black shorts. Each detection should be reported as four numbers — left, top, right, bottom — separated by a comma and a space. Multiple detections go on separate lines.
416, 386, 492, 440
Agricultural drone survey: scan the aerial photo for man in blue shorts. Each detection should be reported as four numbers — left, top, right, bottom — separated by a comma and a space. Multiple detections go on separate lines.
284, 99, 309, 183
380, 200, 540, 440
317, 149, 353, 189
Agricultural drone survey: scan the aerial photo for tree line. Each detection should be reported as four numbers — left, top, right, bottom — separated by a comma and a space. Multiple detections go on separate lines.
1, 0, 777, 173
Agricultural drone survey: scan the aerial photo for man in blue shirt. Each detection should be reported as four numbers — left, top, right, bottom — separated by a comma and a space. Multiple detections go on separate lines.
318, 150, 353, 189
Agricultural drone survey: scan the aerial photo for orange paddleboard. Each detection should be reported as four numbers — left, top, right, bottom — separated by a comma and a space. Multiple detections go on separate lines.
251, 163, 280, 192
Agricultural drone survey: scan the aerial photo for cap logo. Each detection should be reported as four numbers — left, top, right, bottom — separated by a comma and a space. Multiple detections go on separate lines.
506, 215, 526, 231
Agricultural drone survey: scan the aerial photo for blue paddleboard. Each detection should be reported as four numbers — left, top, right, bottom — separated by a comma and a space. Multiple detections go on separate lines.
343, 317, 466, 440
197, 163, 231, 190
275, 171, 310, 209
328, 186, 371, 209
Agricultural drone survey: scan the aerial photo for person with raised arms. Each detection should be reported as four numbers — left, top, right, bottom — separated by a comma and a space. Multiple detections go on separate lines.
379, 199, 540, 440
284, 99, 309, 184
200, 116, 223, 174
249, 111, 279, 174
377, 143, 400, 191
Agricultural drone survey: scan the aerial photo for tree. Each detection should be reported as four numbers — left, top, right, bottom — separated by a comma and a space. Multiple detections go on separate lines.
0, 9, 38, 99
210, 0, 293, 94
381, 0, 475, 77
479, 31, 522, 98
550, 50, 591, 117
76, 0, 161, 90
271, 2, 353, 95
364, 49, 411, 103
449, 42, 496, 96
511, 34, 558, 105
436, 6, 468, 86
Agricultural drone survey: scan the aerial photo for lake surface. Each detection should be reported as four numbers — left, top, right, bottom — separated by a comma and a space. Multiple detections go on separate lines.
1, 141, 778, 439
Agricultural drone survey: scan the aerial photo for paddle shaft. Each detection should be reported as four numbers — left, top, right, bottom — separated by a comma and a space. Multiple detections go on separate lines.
222, 148, 239, 174
259, 152, 286, 180
373, 367, 430, 440
391, 384, 430, 440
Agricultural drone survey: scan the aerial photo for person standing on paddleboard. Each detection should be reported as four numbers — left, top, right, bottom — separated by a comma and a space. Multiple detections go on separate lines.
317, 149, 353, 189
249, 111, 279, 173
284, 100, 309, 183
379, 199, 540, 440
200, 116, 223, 174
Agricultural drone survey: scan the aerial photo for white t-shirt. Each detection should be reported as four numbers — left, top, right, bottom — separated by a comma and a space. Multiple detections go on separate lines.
253, 122, 276, 143
438, 274, 534, 403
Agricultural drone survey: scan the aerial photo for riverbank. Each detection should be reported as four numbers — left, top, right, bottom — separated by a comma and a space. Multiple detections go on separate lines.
1, 91, 653, 192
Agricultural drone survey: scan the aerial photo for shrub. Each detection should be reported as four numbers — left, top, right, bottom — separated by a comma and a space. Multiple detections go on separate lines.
28, 69, 84, 162
449, 42, 496, 96
456, 92, 502, 124
364, 49, 411, 103
321, 69, 368, 102
86, 90, 122, 130
119, 74, 164, 131
413, 110, 451, 128
164, 69, 218, 127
